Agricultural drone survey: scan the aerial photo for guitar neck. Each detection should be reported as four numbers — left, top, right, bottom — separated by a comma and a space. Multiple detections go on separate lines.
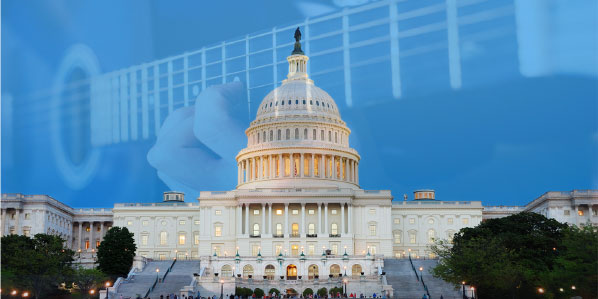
82, 0, 516, 146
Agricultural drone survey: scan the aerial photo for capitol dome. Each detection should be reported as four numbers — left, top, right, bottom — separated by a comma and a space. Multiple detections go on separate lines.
236, 29, 360, 190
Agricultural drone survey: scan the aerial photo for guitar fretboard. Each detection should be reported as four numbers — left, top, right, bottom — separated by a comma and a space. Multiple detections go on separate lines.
26, 0, 521, 146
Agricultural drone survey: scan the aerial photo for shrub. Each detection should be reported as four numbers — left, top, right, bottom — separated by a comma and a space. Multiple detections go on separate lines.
302, 288, 314, 297
254, 288, 265, 298
269, 288, 280, 295
317, 287, 328, 296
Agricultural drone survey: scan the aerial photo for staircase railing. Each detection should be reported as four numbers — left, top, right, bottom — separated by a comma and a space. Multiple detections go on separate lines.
408, 256, 431, 298
143, 258, 178, 298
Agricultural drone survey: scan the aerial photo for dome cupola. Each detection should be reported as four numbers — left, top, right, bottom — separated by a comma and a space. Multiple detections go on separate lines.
236, 28, 360, 190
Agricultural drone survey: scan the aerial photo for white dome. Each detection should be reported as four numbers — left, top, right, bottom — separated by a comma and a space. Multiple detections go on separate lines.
255, 80, 341, 121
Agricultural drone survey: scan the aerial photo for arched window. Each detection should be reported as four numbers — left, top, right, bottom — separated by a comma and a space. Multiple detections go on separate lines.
331, 223, 338, 235
330, 264, 341, 277
277, 129, 281, 140
221, 265, 233, 277
308, 223, 315, 235
308, 264, 319, 279
351, 264, 362, 277
265, 265, 276, 280
295, 128, 299, 139
304, 128, 308, 139
428, 229, 436, 243
286, 129, 290, 140
243, 264, 254, 278
253, 223, 260, 236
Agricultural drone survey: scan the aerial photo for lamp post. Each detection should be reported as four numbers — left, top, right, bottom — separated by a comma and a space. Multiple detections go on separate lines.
22, 291, 29, 297
156, 268, 160, 282
104, 281, 111, 299
471, 286, 475, 299
462, 281, 466, 299
344, 265, 347, 276
90, 289, 95, 296
220, 279, 224, 299
419, 267, 424, 285
343, 278, 348, 297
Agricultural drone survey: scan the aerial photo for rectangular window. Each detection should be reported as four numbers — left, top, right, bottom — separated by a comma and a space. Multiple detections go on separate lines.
195, 220, 200, 225
127, 221, 133, 226
578, 210, 584, 216
86, 226, 91, 232
275, 244, 282, 255
331, 243, 339, 255
276, 210, 283, 215
194, 233, 199, 245
179, 220, 186, 225
593, 209, 598, 216
393, 218, 400, 224
308, 209, 315, 215
215, 225, 222, 237
564, 210, 570, 216
179, 234, 186, 245
276, 223, 283, 235
97, 226, 101, 232
96, 240, 101, 248
369, 209, 376, 215
308, 244, 315, 255
409, 233, 416, 244
447, 218, 454, 225
369, 246, 377, 255
142, 220, 149, 226
215, 210, 222, 215
85, 240, 90, 249
160, 232, 168, 245
409, 218, 415, 224
24, 213, 30, 220
314, 157, 319, 176
23, 229, 30, 237
331, 209, 337, 215
253, 209, 260, 215
369, 224, 377, 236
292, 209, 299, 215
142, 235, 148, 246
304, 158, 309, 176
252, 244, 260, 256
284, 157, 290, 176
462, 218, 469, 225
394, 232, 401, 244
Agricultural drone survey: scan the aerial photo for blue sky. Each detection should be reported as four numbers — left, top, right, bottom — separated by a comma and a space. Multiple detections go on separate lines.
2, 0, 597, 207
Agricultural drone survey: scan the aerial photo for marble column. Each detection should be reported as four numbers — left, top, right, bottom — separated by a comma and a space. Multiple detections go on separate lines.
268, 204, 273, 235
348, 204, 353, 234
261, 203, 266, 235
290, 153, 295, 177
78, 222, 82, 250
237, 205, 242, 235
318, 203, 322, 234
284, 203, 289, 236
278, 154, 283, 177
324, 203, 329, 235
344, 158, 348, 181
1, 209, 6, 236
100, 222, 104, 242
300, 153, 304, 177
341, 203, 345, 234
258, 157, 263, 180
301, 203, 306, 235
245, 204, 249, 236
356, 162, 359, 184
310, 154, 315, 177
90, 221, 94, 250
244, 160, 248, 183
14, 210, 20, 235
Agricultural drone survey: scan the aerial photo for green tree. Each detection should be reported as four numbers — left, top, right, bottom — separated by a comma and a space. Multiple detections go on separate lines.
1, 234, 74, 298
317, 287, 328, 297
302, 288, 314, 297
97, 227, 137, 279
268, 288, 280, 296
432, 212, 567, 298
72, 267, 107, 299
254, 288, 265, 298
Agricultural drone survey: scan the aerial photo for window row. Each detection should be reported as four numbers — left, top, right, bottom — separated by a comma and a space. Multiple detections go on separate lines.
141, 231, 201, 246
250, 127, 347, 146
259, 98, 336, 113
243, 222, 344, 236
392, 217, 469, 225
392, 229, 456, 244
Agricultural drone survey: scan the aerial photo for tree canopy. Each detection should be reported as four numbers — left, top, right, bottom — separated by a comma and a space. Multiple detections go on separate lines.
1, 234, 74, 298
72, 267, 108, 299
96, 226, 137, 279
431, 212, 597, 298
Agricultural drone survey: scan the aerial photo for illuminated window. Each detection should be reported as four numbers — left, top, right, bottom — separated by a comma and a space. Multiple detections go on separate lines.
331, 209, 337, 215
253, 223, 260, 236
409, 232, 416, 244
96, 240, 100, 248
462, 218, 469, 225
253, 209, 260, 215
292, 209, 298, 215
179, 233, 186, 245
194, 220, 200, 225
409, 218, 415, 224
369, 246, 377, 255
427, 229, 436, 243
160, 232, 168, 245
308, 244, 315, 255
394, 231, 401, 244
304, 157, 309, 176
284, 156, 290, 176
215, 210, 222, 215
394, 218, 400, 224
276, 224, 283, 235
179, 220, 186, 225
142, 220, 148, 226
141, 235, 148, 246
214, 224, 222, 237
447, 218, 454, 225
331, 223, 338, 235
86, 226, 91, 232
292, 223, 299, 235
578, 210, 584, 216
428, 219, 434, 224
308, 209, 315, 215
308, 223, 315, 234
369, 223, 377, 236
85, 240, 90, 249
331, 244, 339, 255
314, 157, 320, 176
369, 209, 376, 215
221, 265, 232, 277
194, 232, 199, 245
276, 210, 283, 215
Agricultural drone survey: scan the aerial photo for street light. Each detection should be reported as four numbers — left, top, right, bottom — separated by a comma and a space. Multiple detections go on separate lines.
538, 288, 544, 294
104, 282, 111, 299
419, 267, 424, 285
220, 279, 224, 299
156, 268, 160, 282
22, 291, 29, 297
343, 278, 348, 297
462, 281, 466, 299
471, 286, 475, 299
11, 290, 17, 296
571, 285, 576, 290
90, 289, 95, 295
344, 265, 347, 276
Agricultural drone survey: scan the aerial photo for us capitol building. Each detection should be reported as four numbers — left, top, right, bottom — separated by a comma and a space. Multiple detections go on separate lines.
1, 30, 597, 297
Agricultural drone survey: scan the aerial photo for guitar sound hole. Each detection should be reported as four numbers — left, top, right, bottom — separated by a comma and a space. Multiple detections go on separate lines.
59, 67, 91, 167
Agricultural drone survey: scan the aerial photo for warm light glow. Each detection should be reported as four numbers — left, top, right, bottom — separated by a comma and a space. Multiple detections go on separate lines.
105, 282, 111, 287
156, 269, 160, 272
538, 288, 544, 294
408, 249, 411, 252
559, 288, 564, 292
471, 287, 475, 291
220, 279, 224, 284
419, 267, 423, 271
571, 286, 576, 290
90, 290, 95, 295
23, 291, 29, 297
11, 290, 17, 295
462, 281, 465, 285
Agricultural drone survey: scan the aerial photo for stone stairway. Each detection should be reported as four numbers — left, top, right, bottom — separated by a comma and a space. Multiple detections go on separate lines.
148, 260, 200, 298
411, 260, 462, 299
114, 261, 173, 299
383, 259, 427, 299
